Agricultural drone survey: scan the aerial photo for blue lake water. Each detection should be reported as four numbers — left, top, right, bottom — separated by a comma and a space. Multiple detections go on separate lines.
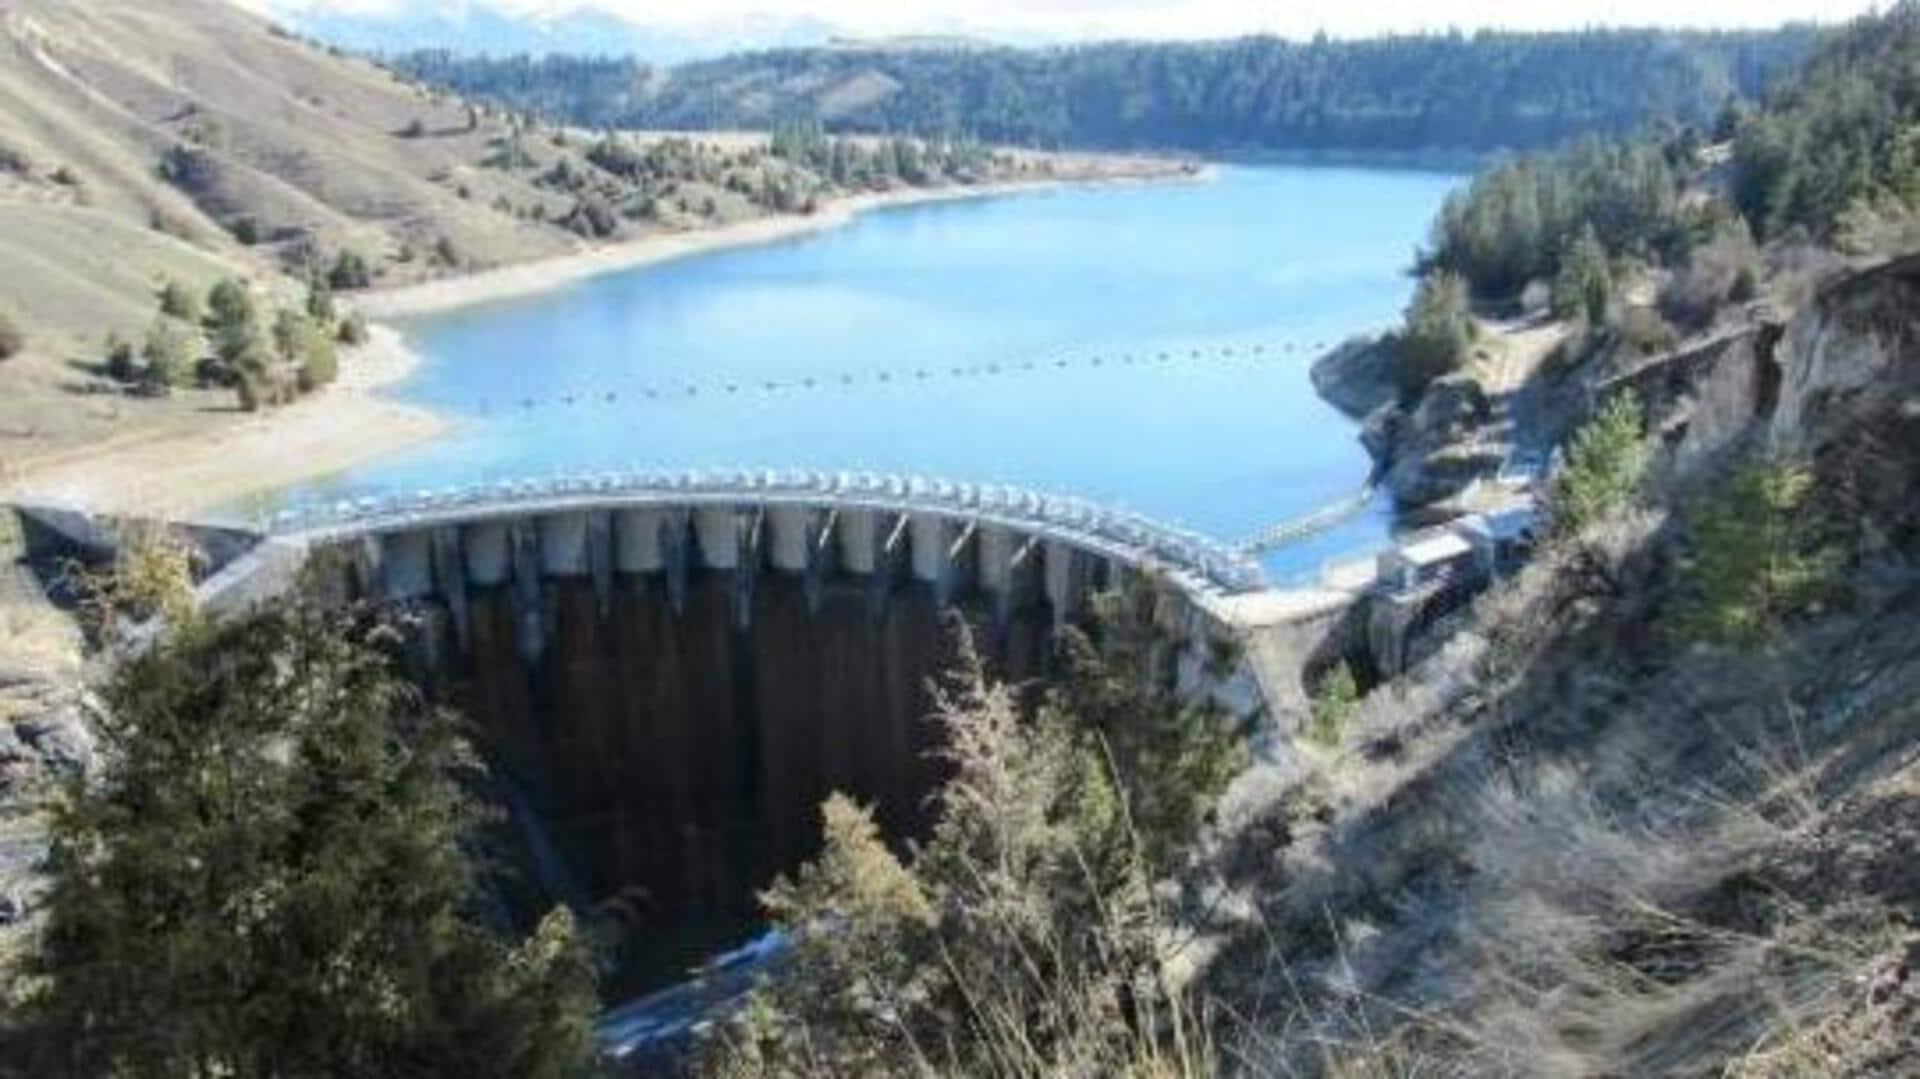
277, 165, 1460, 583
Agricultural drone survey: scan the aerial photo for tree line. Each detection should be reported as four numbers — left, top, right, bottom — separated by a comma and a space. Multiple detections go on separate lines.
391, 28, 1817, 155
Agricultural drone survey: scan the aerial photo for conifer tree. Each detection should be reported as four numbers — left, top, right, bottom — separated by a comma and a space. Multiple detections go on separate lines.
23, 603, 600, 1077
1551, 390, 1648, 536
1680, 458, 1841, 648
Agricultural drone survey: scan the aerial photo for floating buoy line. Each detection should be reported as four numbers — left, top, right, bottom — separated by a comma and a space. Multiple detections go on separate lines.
451, 335, 1368, 421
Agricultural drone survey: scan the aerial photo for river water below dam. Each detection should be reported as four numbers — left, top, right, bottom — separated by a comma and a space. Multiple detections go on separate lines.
274, 164, 1461, 581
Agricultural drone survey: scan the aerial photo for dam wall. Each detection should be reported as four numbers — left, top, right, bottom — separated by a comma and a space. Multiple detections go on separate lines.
11, 471, 1524, 988
240, 471, 1274, 984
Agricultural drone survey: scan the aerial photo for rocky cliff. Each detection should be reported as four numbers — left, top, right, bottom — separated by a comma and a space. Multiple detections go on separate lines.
1311, 334, 1507, 518
1213, 250, 1920, 1075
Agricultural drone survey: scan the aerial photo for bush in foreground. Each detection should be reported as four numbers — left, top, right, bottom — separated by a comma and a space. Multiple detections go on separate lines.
714, 609, 1244, 1076
19, 602, 599, 1077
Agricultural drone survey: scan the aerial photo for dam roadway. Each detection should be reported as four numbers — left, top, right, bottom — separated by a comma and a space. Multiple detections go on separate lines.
222, 468, 1281, 626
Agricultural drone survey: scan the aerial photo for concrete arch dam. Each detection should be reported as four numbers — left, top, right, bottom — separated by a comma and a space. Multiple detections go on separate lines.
206, 471, 1274, 988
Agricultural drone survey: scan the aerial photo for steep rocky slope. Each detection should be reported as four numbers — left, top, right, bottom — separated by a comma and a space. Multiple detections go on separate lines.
1207, 254, 1920, 1075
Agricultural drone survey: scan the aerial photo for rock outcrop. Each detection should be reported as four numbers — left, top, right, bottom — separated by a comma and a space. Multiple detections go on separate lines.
0, 666, 95, 938
1309, 334, 1402, 420
1314, 334, 1503, 513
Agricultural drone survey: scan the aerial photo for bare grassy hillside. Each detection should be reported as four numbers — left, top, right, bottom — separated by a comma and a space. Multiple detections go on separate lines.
0, 0, 583, 468
0, 0, 592, 338
0, 0, 1120, 473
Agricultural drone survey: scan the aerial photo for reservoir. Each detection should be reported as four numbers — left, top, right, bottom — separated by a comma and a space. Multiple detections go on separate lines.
279, 164, 1460, 581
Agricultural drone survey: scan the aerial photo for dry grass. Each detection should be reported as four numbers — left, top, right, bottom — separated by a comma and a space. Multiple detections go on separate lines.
1194, 445, 1920, 1077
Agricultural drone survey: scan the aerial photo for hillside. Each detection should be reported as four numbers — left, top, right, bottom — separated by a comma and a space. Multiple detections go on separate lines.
396, 28, 1820, 157
1222, 9, 1920, 1070
0, 0, 1153, 481
0, 0, 571, 474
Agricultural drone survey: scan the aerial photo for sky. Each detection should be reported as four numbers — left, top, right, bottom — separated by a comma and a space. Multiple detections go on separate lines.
250, 0, 1882, 42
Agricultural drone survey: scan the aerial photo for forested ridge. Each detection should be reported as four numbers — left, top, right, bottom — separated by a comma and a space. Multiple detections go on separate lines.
392, 27, 1819, 155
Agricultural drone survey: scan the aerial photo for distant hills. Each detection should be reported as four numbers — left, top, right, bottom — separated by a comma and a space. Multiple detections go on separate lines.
396, 28, 1824, 156
275, 5, 844, 64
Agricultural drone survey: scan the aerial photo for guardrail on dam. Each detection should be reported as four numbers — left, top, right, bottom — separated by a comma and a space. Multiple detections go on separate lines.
260, 467, 1268, 603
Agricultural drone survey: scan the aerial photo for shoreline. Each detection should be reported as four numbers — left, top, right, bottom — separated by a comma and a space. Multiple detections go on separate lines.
6, 158, 1197, 521
3, 326, 446, 520
361, 161, 1206, 320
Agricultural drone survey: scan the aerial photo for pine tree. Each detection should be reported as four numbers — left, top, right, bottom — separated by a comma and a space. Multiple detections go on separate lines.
22, 603, 600, 1077
1551, 390, 1648, 536
1399, 270, 1476, 395
1308, 662, 1361, 748
1680, 458, 1841, 648
1553, 223, 1612, 325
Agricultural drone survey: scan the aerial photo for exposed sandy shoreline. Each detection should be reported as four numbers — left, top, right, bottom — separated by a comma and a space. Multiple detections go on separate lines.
4, 326, 445, 520
363, 162, 1203, 320
8, 158, 1197, 521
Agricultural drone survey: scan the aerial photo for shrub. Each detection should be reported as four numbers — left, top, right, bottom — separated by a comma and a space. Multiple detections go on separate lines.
337, 311, 370, 346
1307, 662, 1361, 748
327, 249, 374, 290
305, 278, 334, 322
157, 278, 199, 322
140, 318, 193, 394
716, 609, 1242, 1075
400, 118, 426, 138
1399, 270, 1476, 396
562, 194, 619, 238
433, 235, 461, 267
234, 372, 262, 412
0, 311, 23, 361
1551, 390, 1648, 537
1659, 218, 1761, 329
1679, 458, 1841, 648
227, 215, 261, 245
1615, 305, 1680, 356
272, 308, 310, 365
204, 278, 261, 370
104, 332, 138, 383
70, 525, 197, 634
295, 322, 339, 392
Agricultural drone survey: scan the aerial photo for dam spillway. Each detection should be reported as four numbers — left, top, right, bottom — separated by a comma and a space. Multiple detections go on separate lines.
221, 471, 1272, 987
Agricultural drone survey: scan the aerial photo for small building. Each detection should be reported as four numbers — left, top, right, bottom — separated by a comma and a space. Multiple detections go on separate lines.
1377, 528, 1476, 593
1455, 502, 1539, 578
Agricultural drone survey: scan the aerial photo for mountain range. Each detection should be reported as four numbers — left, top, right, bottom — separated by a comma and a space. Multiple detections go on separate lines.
271, 3, 845, 62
